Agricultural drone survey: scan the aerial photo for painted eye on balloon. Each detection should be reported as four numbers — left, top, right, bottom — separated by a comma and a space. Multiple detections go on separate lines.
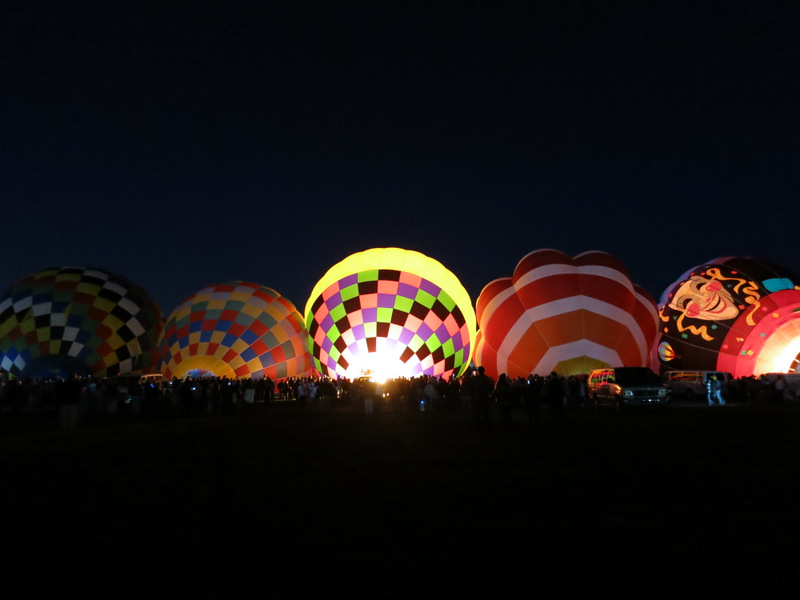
685, 302, 701, 318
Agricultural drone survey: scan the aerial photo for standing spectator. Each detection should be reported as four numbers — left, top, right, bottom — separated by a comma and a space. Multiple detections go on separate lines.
307, 379, 318, 410
296, 379, 308, 411
265, 377, 275, 404
254, 377, 266, 404
446, 375, 461, 412
470, 366, 495, 431
713, 375, 727, 405
523, 374, 542, 423
424, 377, 440, 412
706, 374, 726, 406
494, 373, 515, 430
566, 375, 581, 408
142, 377, 159, 420
545, 372, 565, 421
774, 374, 787, 403
220, 378, 235, 415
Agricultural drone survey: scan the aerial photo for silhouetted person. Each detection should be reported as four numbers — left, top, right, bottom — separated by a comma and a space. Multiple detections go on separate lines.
566, 375, 581, 408
545, 371, 565, 421
523, 374, 542, 423
142, 378, 159, 420
773, 374, 786, 403
448, 376, 461, 411
494, 373, 514, 430
471, 366, 495, 431
265, 376, 275, 403
297, 379, 308, 411
220, 378, 235, 415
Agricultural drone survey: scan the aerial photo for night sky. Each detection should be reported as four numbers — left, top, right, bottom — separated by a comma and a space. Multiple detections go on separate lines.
3, 1, 799, 317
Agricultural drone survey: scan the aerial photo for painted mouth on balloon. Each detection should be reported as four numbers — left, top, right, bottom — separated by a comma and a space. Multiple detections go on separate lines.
701, 294, 728, 315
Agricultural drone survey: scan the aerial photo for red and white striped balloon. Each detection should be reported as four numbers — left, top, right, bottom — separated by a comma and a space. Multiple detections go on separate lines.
474, 249, 658, 378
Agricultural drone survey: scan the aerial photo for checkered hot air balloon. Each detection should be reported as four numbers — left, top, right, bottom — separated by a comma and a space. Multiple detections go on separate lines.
656, 256, 800, 377
158, 281, 311, 380
304, 248, 477, 380
0, 266, 163, 378
473, 249, 658, 378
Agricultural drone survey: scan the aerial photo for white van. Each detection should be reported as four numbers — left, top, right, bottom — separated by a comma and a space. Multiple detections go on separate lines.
140, 373, 164, 386
662, 370, 733, 399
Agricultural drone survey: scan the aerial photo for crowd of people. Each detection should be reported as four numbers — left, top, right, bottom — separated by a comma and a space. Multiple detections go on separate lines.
0, 366, 795, 429
0, 366, 588, 426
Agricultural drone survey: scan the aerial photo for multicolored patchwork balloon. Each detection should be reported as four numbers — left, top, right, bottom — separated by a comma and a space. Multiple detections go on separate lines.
158, 281, 311, 380
304, 248, 476, 380
0, 266, 164, 378
474, 249, 658, 378
656, 256, 800, 377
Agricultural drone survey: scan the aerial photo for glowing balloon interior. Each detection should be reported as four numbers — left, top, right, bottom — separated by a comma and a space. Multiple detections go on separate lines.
304, 248, 476, 380
0, 266, 163, 378
159, 281, 311, 380
657, 257, 800, 377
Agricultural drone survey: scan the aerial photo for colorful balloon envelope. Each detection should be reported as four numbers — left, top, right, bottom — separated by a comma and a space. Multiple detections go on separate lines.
0, 266, 163, 378
656, 256, 800, 377
158, 281, 311, 380
304, 248, 477, 380
474, 249, 658, 378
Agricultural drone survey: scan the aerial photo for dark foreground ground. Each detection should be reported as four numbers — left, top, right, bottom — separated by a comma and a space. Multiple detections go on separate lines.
2, 398, 799, 596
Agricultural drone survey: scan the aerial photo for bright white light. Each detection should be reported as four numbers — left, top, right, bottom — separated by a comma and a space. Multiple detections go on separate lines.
340, 337, 423, 381
753, 319, 800, 375
354, 350, 410, 382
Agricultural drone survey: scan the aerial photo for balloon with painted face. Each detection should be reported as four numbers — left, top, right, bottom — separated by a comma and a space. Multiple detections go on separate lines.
656, 257, 800, 377
473, 249, 658, 378
159, 281, 311, 380
304, 248, 476, 380
0, 266, 163, 378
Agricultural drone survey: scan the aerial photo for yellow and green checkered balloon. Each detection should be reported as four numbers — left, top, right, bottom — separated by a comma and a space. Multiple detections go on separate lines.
305, 248, 476, 380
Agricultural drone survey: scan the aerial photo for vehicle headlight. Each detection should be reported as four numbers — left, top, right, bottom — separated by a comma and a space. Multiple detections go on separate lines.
624, 390, 634, 397
659, 388, 667, 396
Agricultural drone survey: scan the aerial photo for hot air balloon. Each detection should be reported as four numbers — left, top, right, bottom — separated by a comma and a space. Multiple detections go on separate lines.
656, 256, 800, 377
0, 266, 163, 379
474, 249, 658, 378
304, 248, 477, 380
158, 281, 311, 380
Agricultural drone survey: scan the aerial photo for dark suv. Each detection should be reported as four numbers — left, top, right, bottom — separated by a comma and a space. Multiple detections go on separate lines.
587, 367, 670, 412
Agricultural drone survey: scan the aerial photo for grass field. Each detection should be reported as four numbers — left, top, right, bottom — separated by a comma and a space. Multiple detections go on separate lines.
2, 400, 799, 595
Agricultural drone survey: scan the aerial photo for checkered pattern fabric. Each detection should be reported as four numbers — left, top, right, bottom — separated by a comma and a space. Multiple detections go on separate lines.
306, 269, 471, 379
158, 281, 311, 380
0, 267, 163, 378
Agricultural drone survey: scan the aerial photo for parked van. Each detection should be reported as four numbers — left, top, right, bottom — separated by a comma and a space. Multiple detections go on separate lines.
587, 367, 670, 412
662, 370, 733, 400
140, 373, 164, 386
